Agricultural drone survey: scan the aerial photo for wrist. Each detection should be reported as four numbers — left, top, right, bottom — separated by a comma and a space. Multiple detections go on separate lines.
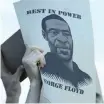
6, 95, 20, 103
6, 89, 21, 97
30, 79, 41, 87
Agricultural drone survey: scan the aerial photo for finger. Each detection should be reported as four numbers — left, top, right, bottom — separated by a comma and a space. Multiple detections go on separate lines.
31, 46, 44, 53
29, 52, 45, 68
31, 49, 45, 65
33, 50, 46, 67
41, 54, 46, 65
13, 65, 24, 80
24, 50, 45, 68
38, 54, 46, 68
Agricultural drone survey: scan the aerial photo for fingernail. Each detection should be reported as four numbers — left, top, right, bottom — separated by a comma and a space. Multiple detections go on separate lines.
41, 64, 44, 68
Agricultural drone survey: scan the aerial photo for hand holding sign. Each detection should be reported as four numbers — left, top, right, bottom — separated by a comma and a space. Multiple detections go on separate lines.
22, 45, 46, 82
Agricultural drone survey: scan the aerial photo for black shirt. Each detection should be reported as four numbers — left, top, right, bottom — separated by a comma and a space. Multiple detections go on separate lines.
41, 52, 92, 88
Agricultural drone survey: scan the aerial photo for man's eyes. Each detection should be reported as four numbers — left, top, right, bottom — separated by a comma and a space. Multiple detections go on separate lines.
63, 32, 71, 36
49, 30, 71, 36
50, 30, 59, 34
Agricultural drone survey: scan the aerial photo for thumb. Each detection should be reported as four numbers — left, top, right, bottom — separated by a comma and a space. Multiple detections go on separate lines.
13, 65, 24, 80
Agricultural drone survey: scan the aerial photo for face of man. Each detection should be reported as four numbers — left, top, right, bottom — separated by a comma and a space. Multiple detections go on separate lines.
44, 19, 73, 61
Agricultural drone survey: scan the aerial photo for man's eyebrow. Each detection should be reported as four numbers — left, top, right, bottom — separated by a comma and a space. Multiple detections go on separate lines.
48, 28, 70, 32
62, 30, 70, 33
48, 28, 57, 32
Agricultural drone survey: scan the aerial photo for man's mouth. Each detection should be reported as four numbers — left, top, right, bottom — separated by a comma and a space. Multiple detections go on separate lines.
57, 48, 70, 55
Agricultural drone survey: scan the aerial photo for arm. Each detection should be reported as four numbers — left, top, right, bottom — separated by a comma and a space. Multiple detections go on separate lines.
26, 80, 42, 103
22, 46, 45, 103
1, 56, 23, 103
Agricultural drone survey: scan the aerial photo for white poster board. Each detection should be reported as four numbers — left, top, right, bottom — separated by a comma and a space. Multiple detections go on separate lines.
14, 0, 97, 103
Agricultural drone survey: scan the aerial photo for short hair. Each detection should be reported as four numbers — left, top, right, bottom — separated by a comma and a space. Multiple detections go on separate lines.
42, 14, 68, 31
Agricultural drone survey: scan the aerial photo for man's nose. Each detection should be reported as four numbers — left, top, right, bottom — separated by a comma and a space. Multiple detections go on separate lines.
57, 32, 67, 43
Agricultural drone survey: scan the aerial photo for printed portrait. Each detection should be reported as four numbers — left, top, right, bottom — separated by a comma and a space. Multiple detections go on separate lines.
40, 14, 92, 88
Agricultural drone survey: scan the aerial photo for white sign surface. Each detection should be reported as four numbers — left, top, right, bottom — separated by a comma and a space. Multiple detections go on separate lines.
14, 0, 96, 103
